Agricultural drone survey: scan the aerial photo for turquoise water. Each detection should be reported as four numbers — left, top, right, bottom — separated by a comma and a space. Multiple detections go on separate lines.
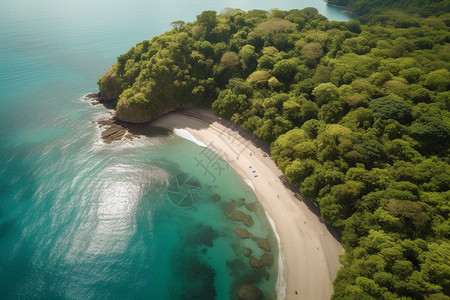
0, 1, 349, 299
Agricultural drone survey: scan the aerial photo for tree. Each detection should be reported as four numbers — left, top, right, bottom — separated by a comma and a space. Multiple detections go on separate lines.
212, 89, 249, 119
387, 199, 430, 232
423, 69, 450, 92
170, 20, 186, 30
272, 59, 298, 85
255, 18, 297, 35
312, 82, 339, 106
246, 32, 264, 51
196, 10, 217, 30
220, 51, 240, 70
246, 70, 272, 88
422, 242, 450, 295
369, 97, 412, 123
342, 36, 371, 55
301, 42, 323, 67
239, 44, 258, 72
409, 105, 450, 151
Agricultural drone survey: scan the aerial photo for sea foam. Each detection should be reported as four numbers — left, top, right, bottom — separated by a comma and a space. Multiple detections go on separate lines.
244, 178, 255, 191
265, 211, 287, 300
173, 129, 206, 147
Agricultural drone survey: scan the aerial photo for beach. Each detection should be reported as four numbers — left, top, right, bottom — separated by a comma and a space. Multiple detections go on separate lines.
151, 108, 344, 300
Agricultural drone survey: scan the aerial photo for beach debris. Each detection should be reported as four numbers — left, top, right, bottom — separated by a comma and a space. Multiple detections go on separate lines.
250, 253, 274, 268
236, 284, 263, 300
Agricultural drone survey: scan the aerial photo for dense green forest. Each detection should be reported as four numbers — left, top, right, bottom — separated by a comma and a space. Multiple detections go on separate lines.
327, 0, 450, 19
98, 6, 450, 299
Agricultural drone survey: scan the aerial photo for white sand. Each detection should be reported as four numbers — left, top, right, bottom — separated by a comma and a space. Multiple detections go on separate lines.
152, 108, 343, 299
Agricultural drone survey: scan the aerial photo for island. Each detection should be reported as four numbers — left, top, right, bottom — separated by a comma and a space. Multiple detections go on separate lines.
96, 3, 450, 299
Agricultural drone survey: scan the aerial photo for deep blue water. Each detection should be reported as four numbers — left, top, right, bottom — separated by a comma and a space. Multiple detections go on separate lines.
0, 1, 349, 298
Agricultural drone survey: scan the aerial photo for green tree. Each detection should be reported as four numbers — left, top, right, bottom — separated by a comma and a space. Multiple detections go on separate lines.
369, 97, 412, 123
212, 89, 249, 119
272, 59, 298, 85
312, 82, 339, 106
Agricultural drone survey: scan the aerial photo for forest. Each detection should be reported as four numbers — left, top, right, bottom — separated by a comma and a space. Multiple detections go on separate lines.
326, 0, 450, 19
97, 4, 450, 299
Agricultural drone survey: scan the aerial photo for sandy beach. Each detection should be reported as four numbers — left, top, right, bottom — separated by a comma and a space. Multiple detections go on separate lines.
151, 108, 343, 300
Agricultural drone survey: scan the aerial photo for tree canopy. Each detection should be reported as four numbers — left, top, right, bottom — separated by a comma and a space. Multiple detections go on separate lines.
99, 6, 450, 298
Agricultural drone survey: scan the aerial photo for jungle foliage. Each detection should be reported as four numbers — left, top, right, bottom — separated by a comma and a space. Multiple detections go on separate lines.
101, 6, 450, 299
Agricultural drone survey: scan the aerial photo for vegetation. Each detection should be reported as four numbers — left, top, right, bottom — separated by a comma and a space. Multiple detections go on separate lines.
327, 0, 450, 19
99, 6, 450, 299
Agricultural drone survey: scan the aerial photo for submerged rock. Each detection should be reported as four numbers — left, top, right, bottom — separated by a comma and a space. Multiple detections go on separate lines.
210, 193, 221, 202
223, 201, 254, 227
221, 201, 236, 215
236, 284, 263, 300
256, 238, 271, 252
244, 202, 257, 212
236, 228, 255, 239
97, 118, 139, 144
250, 253, 274, 268
230, 210, 254, 227
186, 223, 219, 247
243, 247, 253, 257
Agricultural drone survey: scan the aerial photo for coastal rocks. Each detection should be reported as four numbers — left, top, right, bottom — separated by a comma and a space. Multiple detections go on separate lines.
222, 201, 254, 227
222, 201, 236, 215
97, 118, 138, 144
243, 247, 253, 257
230, 210, 254, 227
83, 93, 101, 104
236, 284, 263, 300
244, 202, 257, 212
98, 68, 121, 102
236, 228, 254, 239
256, 238, 271, 252
250, 253, 274, 268
234, 228, 271, 252
222, 197, 273, 298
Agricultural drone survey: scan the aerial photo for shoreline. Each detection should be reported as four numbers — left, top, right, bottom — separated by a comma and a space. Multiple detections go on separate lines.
151, 108, 344, 299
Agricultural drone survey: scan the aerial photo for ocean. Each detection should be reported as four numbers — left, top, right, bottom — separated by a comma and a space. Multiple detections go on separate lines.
0, 0, 349, 298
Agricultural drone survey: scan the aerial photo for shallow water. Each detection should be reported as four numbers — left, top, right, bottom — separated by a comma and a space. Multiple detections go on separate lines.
0, 0, 349, 298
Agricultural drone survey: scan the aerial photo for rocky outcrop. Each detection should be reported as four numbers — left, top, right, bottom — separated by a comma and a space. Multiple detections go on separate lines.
243, 247, 253, 257
250, 253, 274, 268
222, 201, 254, 227
229, 210, 254, 227
256, 238, 271, 252
236, 228, 254, 239
236, 284, 263, 300
97, 118, 139, 144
